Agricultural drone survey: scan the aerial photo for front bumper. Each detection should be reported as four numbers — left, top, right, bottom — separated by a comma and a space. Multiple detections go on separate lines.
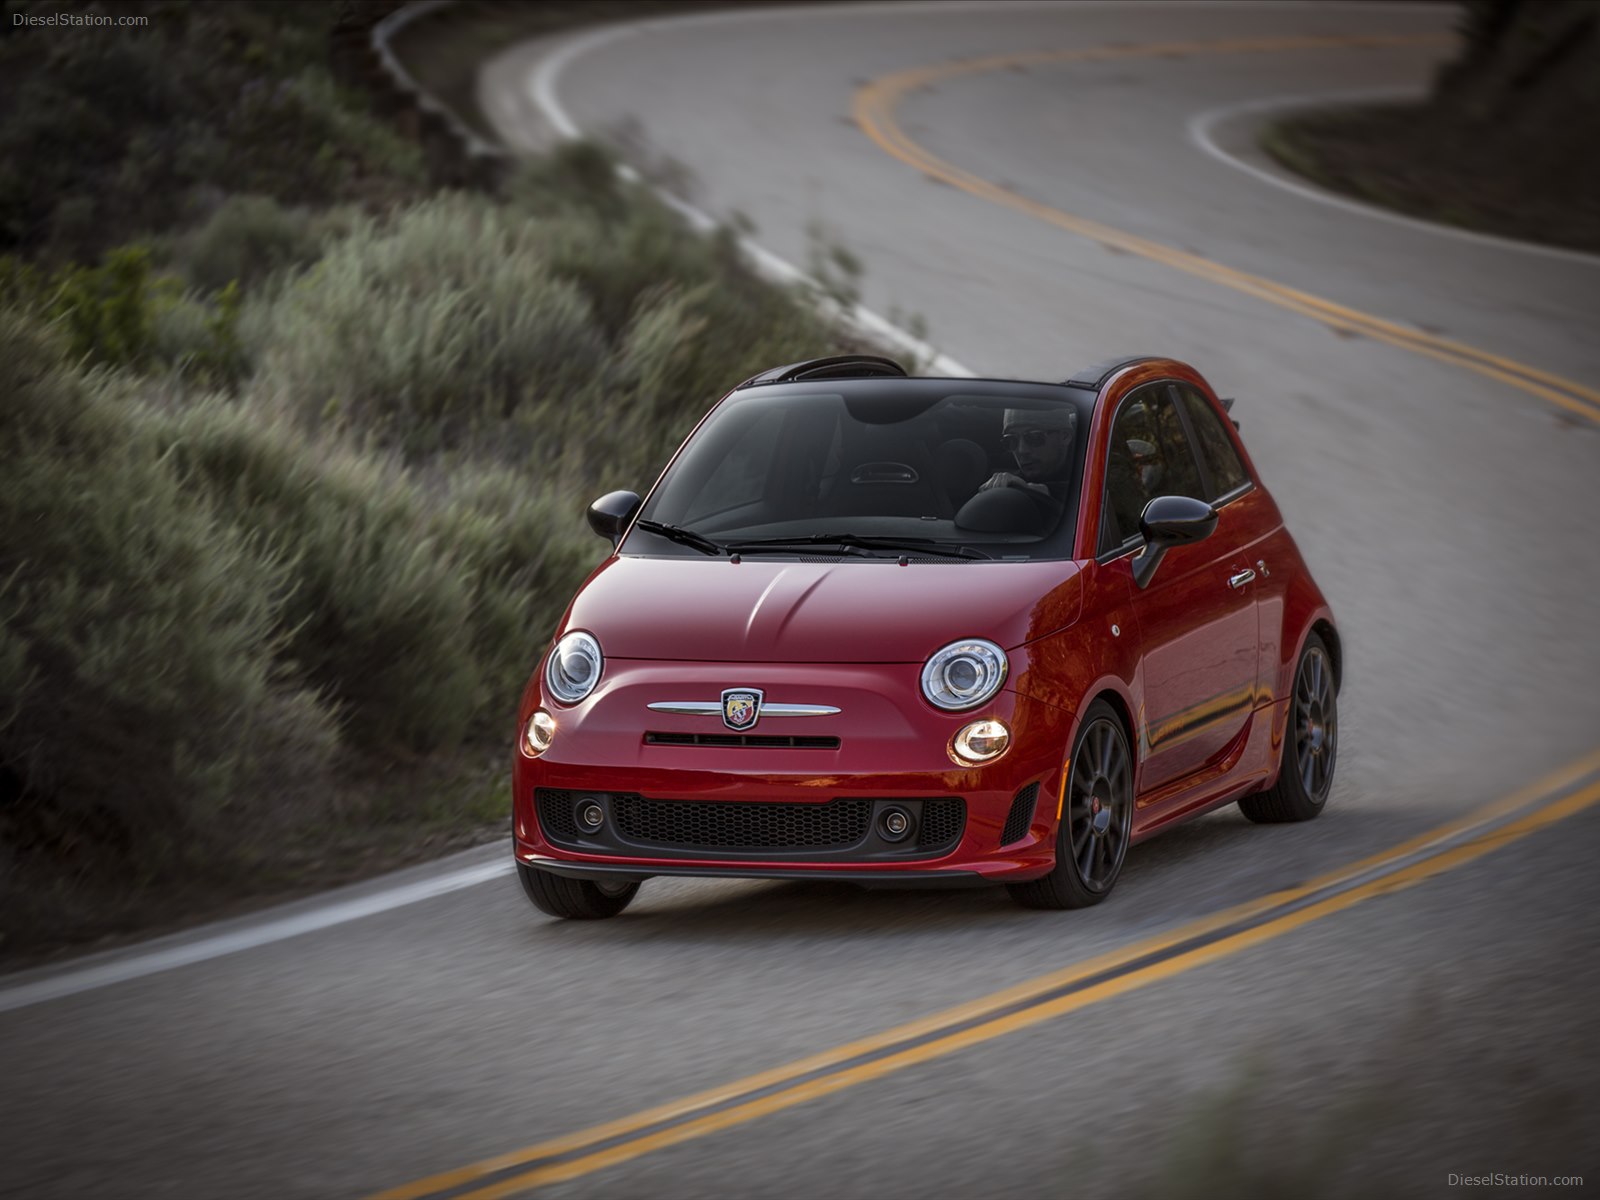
512, 659, 1075, 884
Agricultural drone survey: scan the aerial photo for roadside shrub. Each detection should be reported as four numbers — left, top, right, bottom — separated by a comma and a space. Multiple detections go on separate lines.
0, 3, 421, 264
503, 140, 628, 223
151, 398, 486, 751
0, 310, 337, 867
429, 468, 604, 702
246, 195, 608, 453
148, 281, 247, 386
228, 71, 425, 203
177, 194, 323, 292
48, 244, 172, 369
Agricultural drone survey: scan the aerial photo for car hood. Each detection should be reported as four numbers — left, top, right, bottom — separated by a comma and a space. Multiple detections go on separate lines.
566, 555, 1082, 663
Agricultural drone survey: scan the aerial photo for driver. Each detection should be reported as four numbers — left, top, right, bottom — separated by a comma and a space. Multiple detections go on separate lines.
981, 407, 1076, 501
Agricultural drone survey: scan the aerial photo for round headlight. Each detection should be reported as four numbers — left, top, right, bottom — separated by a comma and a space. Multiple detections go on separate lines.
921, 638, 1007, 711
545, 632, 603, 704
523, 710, 556, 756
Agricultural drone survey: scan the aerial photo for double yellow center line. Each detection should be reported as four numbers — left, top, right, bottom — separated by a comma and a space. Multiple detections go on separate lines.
373, 747, 1600, 1200
852, 33, 1600, 426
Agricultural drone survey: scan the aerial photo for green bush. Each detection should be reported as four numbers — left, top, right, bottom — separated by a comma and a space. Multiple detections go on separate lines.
148, 280, 246, 385
48, 244, 171, 369
245, 195, 609, 454
176, 195, 323, 293
148, 396, 603, 754
0, 3, 421, 264
0, 310, 337, 865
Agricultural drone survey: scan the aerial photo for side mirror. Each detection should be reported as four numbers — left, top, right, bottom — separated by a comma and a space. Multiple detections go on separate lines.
1131, 495, 1217, 589
587, 490, 641, 546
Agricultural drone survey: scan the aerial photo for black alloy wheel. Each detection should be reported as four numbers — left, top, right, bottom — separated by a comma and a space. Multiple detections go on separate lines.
1008, 699, 1133, 910
1240, 632, 1337, 823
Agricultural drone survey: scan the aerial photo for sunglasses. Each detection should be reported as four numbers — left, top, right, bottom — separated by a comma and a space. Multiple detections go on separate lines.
1002, 429, 1060, 451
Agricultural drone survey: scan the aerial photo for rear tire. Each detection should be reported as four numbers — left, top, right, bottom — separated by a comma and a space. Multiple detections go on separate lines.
1240, 632, 1337, 824
517, 862, 640, 920
1008, 700, 1133, 910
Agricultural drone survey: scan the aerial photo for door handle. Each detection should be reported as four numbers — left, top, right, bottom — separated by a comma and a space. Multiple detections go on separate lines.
1228, 569, 1256, 589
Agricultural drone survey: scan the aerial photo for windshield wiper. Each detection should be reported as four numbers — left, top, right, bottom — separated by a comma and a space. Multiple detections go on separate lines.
722, 533, 988, 560
634, 519, 726, 556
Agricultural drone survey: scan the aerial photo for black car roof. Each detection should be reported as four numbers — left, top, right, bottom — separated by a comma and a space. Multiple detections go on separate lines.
737, 354, 1163, 393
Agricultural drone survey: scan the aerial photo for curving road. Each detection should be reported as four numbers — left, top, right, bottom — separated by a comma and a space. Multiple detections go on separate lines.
4, 4, 1598, 1197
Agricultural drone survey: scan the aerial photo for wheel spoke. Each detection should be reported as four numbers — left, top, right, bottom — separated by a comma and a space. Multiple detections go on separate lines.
1301, 752, 1316, 794
1094, 838, 1120, 883
1109, 753, 1129, 794
1077, 835, 1096, 879
1097, 724, 1114, 778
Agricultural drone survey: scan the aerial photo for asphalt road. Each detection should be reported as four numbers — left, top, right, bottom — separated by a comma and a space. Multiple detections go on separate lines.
5, 4, 1599, 1198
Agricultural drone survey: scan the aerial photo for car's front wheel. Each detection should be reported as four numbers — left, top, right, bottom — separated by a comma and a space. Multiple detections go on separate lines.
1008, 699, 1133, 910
517, 862, 640, 920
1240, 631, 1336, 823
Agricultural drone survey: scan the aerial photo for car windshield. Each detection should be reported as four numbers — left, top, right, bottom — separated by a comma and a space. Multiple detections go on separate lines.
628, 378, 1096, 561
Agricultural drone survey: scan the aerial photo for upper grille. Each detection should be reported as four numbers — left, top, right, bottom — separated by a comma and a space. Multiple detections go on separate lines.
644, 732, 841, 750
613, 795, 871, 850
918, 798, 966, 851
1000, 782, 1040, 846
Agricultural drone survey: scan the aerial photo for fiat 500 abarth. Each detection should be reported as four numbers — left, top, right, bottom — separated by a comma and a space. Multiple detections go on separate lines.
514, 354, 1340, 919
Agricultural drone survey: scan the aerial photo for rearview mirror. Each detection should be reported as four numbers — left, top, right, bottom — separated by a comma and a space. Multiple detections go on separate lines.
1131, 495, 1217, 588
587, 491, 641, 546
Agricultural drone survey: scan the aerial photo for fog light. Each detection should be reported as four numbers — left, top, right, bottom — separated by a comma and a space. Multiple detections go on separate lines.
880, 807, 912, 842
523, 709, 556, 756
951, 719, 1010, 765
577, 800, 605, 832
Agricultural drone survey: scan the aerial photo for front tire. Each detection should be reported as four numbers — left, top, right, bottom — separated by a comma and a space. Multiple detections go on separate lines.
1240, 632, 1337, 824
1008, 700, 1133, 910
517, 862, 640, 920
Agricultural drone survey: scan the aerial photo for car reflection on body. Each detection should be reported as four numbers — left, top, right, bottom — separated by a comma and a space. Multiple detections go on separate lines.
513, 354, 1340, 919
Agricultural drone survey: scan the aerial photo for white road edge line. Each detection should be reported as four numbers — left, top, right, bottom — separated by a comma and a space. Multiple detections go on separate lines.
1188, 87, 1600, 268
0, 857, 511, 1014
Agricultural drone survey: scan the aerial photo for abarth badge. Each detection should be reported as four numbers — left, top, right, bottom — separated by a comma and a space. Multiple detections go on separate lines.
721, 688, 763, 730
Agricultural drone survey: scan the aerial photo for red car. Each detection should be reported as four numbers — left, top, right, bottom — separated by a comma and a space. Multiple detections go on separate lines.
513, 355, 1339, 919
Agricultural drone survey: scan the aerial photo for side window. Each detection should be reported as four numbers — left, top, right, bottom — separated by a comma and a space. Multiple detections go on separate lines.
1099, 386, 1207, 553
1101, 391, 1157, 553
1148, 392, 1207, 503
1177, 385, 1249, 499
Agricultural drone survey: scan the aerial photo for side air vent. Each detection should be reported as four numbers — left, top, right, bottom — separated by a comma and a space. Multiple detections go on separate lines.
918, 798, 966, 851
738, 354, 908, 388
1000, 782, 1040, 846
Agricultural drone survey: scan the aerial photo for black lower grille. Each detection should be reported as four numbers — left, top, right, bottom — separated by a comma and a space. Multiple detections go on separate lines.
536, 789, 580, 840
614, 795, 871, 850
1000, 782, 1040, 846
918, 798, 966, 850
644, 732, 841, 749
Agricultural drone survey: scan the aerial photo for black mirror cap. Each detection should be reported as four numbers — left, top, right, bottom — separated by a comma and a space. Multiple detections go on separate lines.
587, 490, 642, 545
1131, 495, 1217, 589
1139, 494, 1218, 546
